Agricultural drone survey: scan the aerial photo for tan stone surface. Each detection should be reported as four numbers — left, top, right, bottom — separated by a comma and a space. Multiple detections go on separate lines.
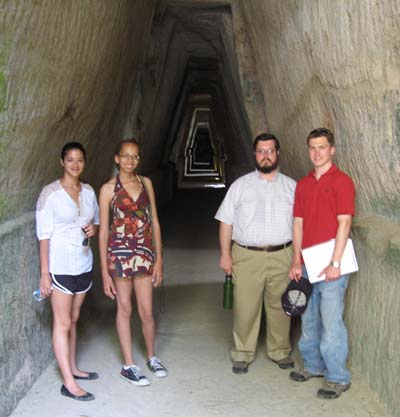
0, 0, 156, 222
236, 2, 400, 416
236, 1, 400, 218
0, 2, 156, 416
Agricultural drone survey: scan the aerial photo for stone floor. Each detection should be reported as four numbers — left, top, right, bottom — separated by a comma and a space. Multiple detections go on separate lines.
10, 189, 389, 417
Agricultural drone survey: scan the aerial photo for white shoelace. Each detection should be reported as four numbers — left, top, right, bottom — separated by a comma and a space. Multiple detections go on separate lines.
149, 357, 163, 369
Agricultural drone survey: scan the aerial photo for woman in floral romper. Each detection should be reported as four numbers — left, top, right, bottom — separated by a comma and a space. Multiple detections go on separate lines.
99, 139, 167, 386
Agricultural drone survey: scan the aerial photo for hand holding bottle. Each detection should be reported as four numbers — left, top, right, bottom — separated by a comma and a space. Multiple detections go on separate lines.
34, 272, 53, 301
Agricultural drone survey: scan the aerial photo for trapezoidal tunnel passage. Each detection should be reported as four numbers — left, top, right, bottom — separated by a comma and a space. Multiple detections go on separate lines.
0, 1, 399, 417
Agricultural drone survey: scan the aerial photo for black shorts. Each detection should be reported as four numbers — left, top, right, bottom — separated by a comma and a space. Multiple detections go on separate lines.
51, 271, 92, 295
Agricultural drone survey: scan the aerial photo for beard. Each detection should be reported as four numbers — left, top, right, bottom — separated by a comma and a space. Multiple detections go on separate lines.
256, 158, 279, 174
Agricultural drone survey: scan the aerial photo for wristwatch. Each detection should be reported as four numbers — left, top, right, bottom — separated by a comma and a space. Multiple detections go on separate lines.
330, 260, 340, 268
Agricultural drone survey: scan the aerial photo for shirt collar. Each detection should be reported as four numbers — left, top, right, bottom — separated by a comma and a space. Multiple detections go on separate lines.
308, 164, 338, 179
254, 168, 279, 182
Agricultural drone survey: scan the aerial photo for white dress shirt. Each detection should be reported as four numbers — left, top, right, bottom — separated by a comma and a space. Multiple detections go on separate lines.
215, 170, 296, 246
36, 180, 99, 275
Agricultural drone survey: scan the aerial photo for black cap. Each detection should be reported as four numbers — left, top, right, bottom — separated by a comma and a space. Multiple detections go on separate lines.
281, 277, 313, 317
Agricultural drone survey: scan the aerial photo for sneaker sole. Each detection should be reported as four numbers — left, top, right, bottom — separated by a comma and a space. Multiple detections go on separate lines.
152, 372, 168, 378
120, 374, 150, 386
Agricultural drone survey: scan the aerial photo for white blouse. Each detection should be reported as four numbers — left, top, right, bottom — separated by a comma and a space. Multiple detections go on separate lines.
36, 180, 99, 275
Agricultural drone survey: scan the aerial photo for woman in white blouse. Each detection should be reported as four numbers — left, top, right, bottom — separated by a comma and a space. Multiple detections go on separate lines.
36, 142, 99, 401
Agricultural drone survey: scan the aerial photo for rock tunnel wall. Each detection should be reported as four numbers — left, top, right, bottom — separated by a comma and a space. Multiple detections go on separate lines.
0, 1, 399, 416
0, 2, 156, 416
238, 1, 400, 416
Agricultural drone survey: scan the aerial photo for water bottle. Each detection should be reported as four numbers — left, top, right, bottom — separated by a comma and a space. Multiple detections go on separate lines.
32, 289, 46, 302
223, 275, 233, 309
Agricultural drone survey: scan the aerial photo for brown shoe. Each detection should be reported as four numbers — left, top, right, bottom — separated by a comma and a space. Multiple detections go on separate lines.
273, 357, 294, 369
290, 368, 324, 382
232, 361, 248, 374
317, 381, 351, 399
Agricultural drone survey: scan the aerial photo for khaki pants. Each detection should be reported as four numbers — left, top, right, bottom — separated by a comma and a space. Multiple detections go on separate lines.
231, 243, 292, 363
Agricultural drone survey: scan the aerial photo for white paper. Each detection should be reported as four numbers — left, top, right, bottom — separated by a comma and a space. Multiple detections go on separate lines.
301, 238, 358, 283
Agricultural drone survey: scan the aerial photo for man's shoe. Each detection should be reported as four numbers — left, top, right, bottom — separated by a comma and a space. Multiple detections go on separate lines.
289, 368, 324, 382
120, 366, 150, 386
60, 384, 95, 401
232, 361, 248, 374
317, 381, 351, 399
273, 357, 294, 369
147, 356, 168, 378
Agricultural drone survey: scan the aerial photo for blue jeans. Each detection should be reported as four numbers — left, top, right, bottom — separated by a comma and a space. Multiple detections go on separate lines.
299, 266, 351, 384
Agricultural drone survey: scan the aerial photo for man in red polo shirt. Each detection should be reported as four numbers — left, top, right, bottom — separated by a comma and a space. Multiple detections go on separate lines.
288, 128, 355, 399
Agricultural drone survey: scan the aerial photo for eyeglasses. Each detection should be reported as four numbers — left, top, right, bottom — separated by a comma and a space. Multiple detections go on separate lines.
119, 154, 140, 161
255, 149, 276, 156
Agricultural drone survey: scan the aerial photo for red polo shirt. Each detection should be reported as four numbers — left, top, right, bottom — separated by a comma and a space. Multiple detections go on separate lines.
293, 164, 355, 249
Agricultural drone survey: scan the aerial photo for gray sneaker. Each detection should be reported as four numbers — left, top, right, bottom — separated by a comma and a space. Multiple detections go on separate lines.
120, 366, 150, 386
147, 356, 168, 378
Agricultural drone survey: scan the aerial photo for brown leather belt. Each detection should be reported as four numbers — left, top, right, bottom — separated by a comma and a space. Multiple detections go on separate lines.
238, 241, 292, 252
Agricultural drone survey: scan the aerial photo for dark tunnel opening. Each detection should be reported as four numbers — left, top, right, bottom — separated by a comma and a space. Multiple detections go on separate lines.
132, 3, 260, 257
136, 2, 257, 210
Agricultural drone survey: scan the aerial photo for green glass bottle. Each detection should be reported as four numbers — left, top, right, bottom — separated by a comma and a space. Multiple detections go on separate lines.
223, 275, 233, 309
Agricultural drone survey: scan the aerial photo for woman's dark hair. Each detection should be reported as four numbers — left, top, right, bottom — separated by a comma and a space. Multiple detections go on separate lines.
114, 138, 139, 156
61, 142, 86, 160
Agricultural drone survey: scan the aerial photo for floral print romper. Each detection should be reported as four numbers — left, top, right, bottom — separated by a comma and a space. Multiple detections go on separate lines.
107, 175, 154, 278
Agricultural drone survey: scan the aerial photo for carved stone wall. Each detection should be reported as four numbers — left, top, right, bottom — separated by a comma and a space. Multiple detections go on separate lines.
236, 2, 400, 416
0, 2, 155, 416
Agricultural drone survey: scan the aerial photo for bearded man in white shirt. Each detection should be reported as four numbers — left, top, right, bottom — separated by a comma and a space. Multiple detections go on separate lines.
215, 133, 296, 374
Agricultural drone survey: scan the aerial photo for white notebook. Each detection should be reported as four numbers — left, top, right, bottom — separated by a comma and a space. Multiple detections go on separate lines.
301, 238, 358, 283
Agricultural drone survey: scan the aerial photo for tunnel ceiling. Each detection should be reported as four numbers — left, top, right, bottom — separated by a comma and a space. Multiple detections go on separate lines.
135, 1, 257, 183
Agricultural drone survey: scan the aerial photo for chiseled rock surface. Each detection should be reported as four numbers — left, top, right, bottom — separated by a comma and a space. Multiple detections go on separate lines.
237, 1, 400, 416
0, 0, 156, 223
236, 0, 400, 217
0, 214, 52, 417
0, 2, 155, 416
